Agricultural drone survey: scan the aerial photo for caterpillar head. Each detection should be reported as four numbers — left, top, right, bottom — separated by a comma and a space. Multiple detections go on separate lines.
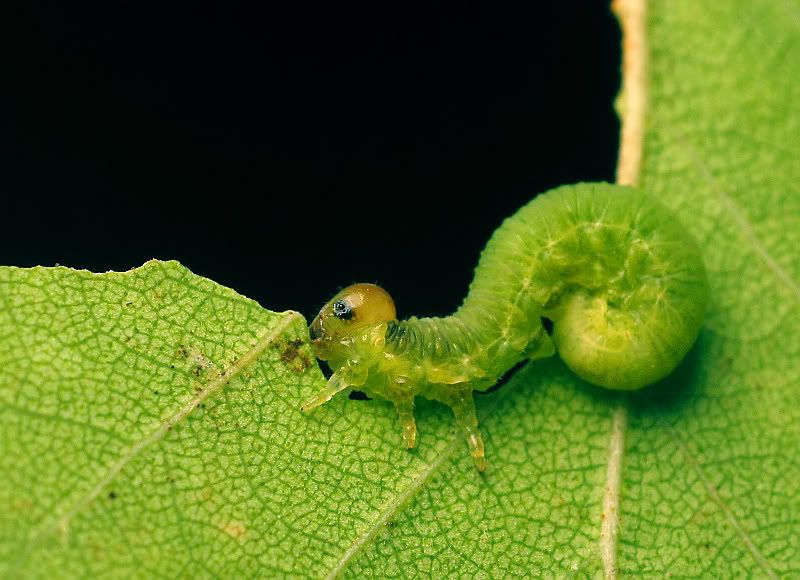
309, 283, 397, 362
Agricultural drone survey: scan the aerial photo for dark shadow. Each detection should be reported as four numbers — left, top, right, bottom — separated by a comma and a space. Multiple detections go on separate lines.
348, 390, 371, 401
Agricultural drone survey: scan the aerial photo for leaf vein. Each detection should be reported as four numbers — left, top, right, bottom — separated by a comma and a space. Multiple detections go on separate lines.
666, 423, 778, 579
325, 376, 521, 579
324, 435, 463, 579
672, 131, 800, 302
25, 311, 302, 547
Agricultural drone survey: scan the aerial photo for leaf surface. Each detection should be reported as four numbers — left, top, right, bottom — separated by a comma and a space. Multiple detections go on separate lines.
1, 0, 798, 577
614, 0, 800, 576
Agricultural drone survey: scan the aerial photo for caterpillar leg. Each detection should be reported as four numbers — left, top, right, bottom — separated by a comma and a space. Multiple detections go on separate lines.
448, 391, 487, 472
300, 373, 351, 412
393, 397, 417, 448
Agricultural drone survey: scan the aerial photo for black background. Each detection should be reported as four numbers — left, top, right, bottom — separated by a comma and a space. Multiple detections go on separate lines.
2, 1, 621, 321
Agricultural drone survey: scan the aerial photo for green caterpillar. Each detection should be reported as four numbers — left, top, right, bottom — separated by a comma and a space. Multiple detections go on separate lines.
302, 182, 708, 470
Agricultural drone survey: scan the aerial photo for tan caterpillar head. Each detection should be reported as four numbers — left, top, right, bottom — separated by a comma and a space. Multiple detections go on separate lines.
309, 283, 397, 361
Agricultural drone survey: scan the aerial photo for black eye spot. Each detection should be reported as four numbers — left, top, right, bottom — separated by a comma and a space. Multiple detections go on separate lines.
333, 299, 353, 320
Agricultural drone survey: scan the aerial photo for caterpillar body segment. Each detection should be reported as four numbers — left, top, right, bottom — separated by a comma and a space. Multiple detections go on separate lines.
302, 183, 708, 470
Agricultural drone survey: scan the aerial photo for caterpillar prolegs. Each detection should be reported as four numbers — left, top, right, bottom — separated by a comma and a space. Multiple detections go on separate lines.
302, 183, 708, 470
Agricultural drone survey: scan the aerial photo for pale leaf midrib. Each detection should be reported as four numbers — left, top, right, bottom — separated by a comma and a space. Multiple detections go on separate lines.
600, 405, 627, 580
601, 0, 648, 577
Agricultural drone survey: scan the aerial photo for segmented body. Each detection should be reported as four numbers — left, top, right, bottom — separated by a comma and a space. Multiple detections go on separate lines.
303, 183, 708, 470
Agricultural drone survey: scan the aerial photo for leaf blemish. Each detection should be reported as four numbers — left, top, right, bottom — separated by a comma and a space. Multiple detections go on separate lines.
176, 344, 216, 379
222, 520, 247, 540
277, 338, 312, 373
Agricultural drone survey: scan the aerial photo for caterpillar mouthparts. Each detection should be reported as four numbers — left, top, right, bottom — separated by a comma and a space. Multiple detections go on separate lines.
301, 183, 708, 471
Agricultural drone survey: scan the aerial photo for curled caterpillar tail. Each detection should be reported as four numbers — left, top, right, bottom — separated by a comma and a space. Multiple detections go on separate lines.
460, 182, 708, 390
304, 183, 708, 469
554, 185, 707, 389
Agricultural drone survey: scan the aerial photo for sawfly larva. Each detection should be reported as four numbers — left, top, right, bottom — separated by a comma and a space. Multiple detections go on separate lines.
302, 182, 708, 471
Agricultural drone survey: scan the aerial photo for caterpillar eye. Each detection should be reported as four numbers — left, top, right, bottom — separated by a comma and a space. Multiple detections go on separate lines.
333, 299, 353, 320
317, 283, 396, 334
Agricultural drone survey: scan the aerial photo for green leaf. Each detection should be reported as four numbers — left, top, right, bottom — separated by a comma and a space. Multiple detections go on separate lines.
611, 0, 800, 576
1, 1, 798, 578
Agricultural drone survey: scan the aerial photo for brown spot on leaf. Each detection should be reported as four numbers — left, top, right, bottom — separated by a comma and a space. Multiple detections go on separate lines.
280, 341, 299, 363
222, 520, 247, 540
280, 338, 312, 372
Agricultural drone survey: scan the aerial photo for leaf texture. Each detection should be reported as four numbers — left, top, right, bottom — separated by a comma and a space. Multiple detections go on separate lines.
616, 0, 800, 576
1, 0, 798, 577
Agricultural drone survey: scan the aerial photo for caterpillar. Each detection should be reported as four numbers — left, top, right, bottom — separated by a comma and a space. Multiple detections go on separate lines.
301, 182, 708, 471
